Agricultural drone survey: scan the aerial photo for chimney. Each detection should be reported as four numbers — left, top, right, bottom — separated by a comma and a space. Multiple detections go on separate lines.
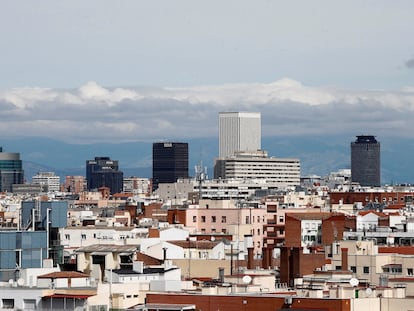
219, 267, 224, 283
262, 247, 269, 269
162, 247, 167, 263
267, 247, 273, 269
341, 248, 348, 271
247, 247, 254, 269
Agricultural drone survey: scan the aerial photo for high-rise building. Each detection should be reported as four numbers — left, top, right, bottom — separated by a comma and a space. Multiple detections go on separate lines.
351, 135, 380, 187
214, 150, 301, 186
219, 112, 261, 158
86, 157, 123, 194
152, 142, 189, 191
32, 171, 60, 192
65, 175, 86, 194
0, 147, 24, 193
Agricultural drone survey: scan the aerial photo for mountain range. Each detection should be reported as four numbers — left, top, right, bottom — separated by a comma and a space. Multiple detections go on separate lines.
0, 135, 411, 185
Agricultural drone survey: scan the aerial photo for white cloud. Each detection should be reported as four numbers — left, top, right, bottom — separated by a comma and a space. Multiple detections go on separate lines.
0, 79, 414, 143
78, 81, 141, 104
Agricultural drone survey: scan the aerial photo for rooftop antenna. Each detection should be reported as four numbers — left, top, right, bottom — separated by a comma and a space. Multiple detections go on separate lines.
195, 161, 207, 201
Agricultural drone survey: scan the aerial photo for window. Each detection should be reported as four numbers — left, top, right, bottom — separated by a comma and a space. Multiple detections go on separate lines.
201, 228, 206, 233
2, 299, 14, 309
351, 266, 357, 273
257, 228, 261, 235
65, 234, 70, 240
245, 216, 250, 224
257, 216, 260, 223
335, 266, 341, 270
279, 216, 284, 223
201, 216, 206, 223
211, 216, 216, 223
221, 216, 227, 223
363, 266, 370, 274
192, 216, 197, 222
81, 234, 86, 240
383, 265, 402, 274
222, 228, 227, 234
23, 300, 36, 310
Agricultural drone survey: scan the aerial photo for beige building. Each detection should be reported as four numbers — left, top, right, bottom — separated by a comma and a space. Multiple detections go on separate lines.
328, 240, 414, 289
214, 150, 300, 187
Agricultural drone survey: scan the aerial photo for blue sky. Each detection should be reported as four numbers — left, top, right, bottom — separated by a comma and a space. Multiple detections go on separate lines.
0, 1, 414, 144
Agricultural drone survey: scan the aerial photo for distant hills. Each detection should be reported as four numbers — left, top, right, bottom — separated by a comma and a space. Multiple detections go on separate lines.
0, 135, 411, 185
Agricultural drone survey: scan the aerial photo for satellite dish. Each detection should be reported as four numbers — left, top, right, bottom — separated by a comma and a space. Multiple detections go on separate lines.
365, 288, 373, 296
242, 275, 252, 284
211, 236, 215, 242
17, 278, 24, 286
349, 278, 359, 287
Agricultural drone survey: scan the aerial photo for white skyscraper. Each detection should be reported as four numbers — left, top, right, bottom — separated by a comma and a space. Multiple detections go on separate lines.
219, 112, 261, 158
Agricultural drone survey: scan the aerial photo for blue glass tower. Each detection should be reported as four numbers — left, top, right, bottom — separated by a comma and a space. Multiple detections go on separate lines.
351, 135, 381, 187
0, 147, 24, 192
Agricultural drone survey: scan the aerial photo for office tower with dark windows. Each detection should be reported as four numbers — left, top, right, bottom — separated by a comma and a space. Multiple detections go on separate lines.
351, 135, 381, 187
219, 112, 261, 158
86, 157, 123, 194
152, 142, 189, 191
0, 147, 24, 192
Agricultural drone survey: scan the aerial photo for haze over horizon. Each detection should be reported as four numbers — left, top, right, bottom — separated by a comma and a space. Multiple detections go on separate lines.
1, 1, 414, 183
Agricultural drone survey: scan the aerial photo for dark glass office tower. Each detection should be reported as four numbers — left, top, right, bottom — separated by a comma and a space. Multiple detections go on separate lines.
152, 142, 189, 191
86, 157, 123, 194
0, 147, 24, 192
351, 135, 380, 187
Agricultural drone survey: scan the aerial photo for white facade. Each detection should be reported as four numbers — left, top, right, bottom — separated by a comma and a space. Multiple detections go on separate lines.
0, 287, 45, 310
60, 227, 148, 252
32, 172, 61, 192
214, 155, 300, 186
145, 241, 185, 260
123, 177, 150, 194
301, 219, 322, 252
357, 212, 379, 231
219, 112, 261, 158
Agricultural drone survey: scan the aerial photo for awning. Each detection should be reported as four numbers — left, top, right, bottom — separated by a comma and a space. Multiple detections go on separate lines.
43, 294, 93, 299
131, 303, 196, 311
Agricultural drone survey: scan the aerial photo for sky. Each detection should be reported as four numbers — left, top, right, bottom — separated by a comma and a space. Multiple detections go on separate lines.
1, 1, 414, 144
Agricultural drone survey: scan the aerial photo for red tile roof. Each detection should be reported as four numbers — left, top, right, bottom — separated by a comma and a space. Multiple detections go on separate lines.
286, 212, 338, 221
169, 240, 219, 249
378, 246, 414, 255
136, 252, 162, 265
38, 271, 89, 279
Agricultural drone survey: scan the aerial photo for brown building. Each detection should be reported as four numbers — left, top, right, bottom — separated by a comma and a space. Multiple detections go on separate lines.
64, 175, 86, 194
280, 212, 346, 285
329, 191, 414, 206
146, 292, 351, 311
